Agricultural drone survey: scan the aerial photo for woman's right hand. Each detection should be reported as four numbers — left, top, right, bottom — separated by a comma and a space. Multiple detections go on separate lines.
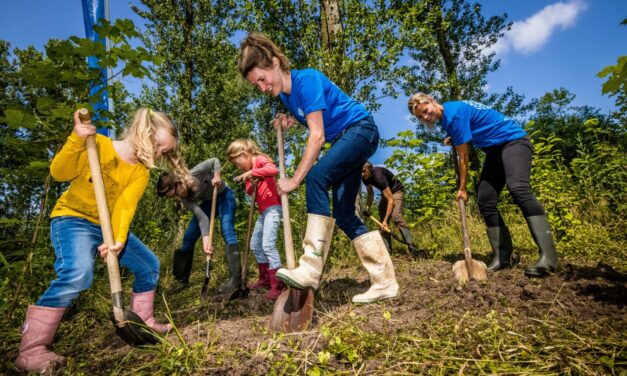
73, 110, 96, 139
272, 113, 297, 131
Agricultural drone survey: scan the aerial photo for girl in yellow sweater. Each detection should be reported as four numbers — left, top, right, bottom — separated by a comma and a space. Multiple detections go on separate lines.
15, 108, 186, 373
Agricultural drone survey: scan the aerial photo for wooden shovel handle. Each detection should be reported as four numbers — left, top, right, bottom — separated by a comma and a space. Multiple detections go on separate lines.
206, 188, 218, 262
451, 146, 472, 263
79, 109, 124, 320
276, 126, 296, 269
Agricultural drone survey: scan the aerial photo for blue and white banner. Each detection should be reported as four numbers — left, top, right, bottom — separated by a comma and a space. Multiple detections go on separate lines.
82, 0, 113, 137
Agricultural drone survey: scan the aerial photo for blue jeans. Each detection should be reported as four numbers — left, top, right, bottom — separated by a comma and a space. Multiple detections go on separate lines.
250, 205, 282, 269
37, 216, 161, 308
306, 116, 379, 240
181, 186, 238, 253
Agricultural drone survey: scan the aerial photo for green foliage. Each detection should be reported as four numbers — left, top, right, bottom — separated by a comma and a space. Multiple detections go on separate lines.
598, 55, 626, 98
385, 130, 456, 225
0, 19, 157, 266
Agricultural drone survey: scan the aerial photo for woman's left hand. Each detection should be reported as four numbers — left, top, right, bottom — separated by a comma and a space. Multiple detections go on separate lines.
211, 176, 221, 186
277, 176, 299, 195
98, 241, 124, 261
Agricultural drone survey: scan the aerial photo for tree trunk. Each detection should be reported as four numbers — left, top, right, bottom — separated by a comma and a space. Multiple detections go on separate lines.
320, 0, 343, 52
181, 0, 195, 142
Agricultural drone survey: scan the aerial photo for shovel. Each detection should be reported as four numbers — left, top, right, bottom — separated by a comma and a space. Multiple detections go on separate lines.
450, 146, 488, 283
270, 126, 315, 332
366, 215, 425, 257
229, 180, 258, 301
79, 109, 158, 346
201, 188, 219, 297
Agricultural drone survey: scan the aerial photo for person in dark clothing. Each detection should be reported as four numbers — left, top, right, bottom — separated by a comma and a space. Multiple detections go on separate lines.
157, 158, 240, 292
361, 161, 417, 254
408, 93, 558, 277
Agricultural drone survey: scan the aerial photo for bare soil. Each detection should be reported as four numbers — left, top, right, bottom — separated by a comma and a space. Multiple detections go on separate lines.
4, 256, 625, 374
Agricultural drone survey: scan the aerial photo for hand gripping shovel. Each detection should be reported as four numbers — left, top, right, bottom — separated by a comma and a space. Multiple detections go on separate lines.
201, 187, 219, 297
450, 146, 488, 283
229, 180, 258, 301
270, 127, 315, 332
79, 109, 158, 346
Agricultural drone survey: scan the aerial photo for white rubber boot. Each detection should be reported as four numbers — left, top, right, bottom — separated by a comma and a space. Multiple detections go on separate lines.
352, 231, 399, 304
276, 214, 335, 290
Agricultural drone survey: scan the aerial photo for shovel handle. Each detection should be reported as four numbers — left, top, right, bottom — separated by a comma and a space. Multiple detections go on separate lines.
276, 126, 296, 269
241, 180, 258, 288
79, 109, 124, 321
452, 146, 473, 263
367, 215, 392, 233
206, 188, 218, 262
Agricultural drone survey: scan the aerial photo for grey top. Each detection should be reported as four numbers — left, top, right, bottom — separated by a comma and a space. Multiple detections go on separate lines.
181, 158, 228, 236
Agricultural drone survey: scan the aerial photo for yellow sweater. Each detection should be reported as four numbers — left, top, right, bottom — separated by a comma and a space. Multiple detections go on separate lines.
50, 133, 149, 244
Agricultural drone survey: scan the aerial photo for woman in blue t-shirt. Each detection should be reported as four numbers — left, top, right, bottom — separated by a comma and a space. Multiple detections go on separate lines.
408, 93, 557, 277
237, 32, 398, 303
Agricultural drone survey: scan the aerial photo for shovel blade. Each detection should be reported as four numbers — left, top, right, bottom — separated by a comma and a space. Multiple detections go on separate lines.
228, 287, 250, 301
453, 259, 488, 283
201, 259, 212, 297
270, 287, 314, 332
110, 308, 159, 346
452, 260, 469, 283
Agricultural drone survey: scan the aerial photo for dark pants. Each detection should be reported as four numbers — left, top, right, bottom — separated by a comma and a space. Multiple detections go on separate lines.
378, 190, 408, 229
477, 138, 546, 228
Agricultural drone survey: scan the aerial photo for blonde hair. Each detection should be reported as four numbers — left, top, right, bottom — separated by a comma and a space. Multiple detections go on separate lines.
122, 108, 193, 185
226, 139, 263, 162
237, 32, 290, 78
407, 93, 437, 115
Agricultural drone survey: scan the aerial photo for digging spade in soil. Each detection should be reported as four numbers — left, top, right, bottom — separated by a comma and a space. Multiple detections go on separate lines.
79, 109, 158, 346
229, 180, 258, 301
201, 188, 219, 297
450, 145, 488, 283
270, 125, 315, 332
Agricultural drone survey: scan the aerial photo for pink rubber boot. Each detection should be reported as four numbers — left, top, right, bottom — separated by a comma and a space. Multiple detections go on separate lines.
130, 291, 172, 334
266, 268, 285, 301
248, 263, 270, 290
15, 305, 66, 372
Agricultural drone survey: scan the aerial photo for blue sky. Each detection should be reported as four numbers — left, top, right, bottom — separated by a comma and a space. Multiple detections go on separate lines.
1, 0, 624, 165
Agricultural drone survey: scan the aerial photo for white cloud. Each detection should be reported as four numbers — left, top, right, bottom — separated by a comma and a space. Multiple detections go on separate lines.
488, 1, 587, 57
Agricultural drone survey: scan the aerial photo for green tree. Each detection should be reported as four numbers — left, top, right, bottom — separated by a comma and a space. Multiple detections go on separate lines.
529, 88, 624, 164
0, 19, 159, 259
133, 0, 254, 164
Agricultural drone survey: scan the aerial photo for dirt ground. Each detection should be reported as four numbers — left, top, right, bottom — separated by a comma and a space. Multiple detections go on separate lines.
7, 255, 625, 375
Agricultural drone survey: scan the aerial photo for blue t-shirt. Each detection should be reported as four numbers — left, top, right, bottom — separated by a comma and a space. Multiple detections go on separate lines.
440, 101, 527, 148
279, 68, 370, 142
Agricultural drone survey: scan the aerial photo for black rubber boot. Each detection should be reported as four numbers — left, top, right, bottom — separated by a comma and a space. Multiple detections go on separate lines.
524, 215, 558, 277
381, 231, 393, 253
218, 244, 241, 293
398, 227, 422, 255
170, 249, 193, 292
486, 226, 513, 271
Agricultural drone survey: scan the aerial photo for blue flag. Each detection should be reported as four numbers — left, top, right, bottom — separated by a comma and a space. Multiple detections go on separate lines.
82, 0, 113, 137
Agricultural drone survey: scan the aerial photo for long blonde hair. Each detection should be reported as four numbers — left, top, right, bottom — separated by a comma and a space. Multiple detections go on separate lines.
237, 32, 290, 78
226, 139, 262, 160
122, 108, 192, 184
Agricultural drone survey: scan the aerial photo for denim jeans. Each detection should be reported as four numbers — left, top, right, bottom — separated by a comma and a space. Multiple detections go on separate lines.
306, 116, 379, 240
250, 205, 282, 269
37, 216, 160, 308
181, 186, 238, 253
